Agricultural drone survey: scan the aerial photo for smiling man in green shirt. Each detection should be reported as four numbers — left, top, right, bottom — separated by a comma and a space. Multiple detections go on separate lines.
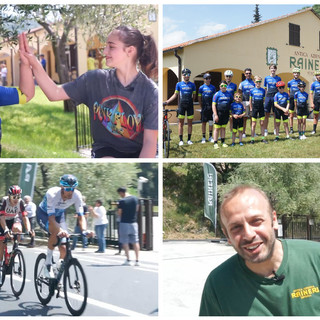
199, 185, 320, 316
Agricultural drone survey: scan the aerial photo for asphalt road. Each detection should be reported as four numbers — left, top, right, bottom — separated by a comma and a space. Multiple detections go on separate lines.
0, 244, 158, 316
161, 240, 236, 317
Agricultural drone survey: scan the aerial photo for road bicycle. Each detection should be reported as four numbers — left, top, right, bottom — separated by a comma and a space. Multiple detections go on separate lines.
163, 108, 178, 158
34, 235, 88, 316
0, 233, 27, 297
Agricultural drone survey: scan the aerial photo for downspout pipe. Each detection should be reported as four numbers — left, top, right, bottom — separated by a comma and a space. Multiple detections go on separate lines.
174, 48, 182, 82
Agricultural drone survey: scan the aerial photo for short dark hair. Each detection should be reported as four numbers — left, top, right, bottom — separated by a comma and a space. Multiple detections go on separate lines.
244, 68, 252, 73
96, 199, 103, 205
117, 187, 127, 193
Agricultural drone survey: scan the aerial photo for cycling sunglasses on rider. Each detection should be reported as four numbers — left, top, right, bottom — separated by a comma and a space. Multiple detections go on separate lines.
10, 195, 21, 200
63, 187, 75, 192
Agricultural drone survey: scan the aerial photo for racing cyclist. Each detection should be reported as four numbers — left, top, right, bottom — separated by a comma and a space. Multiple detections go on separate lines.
36, 174, 87, 278
0, 185, 32, 284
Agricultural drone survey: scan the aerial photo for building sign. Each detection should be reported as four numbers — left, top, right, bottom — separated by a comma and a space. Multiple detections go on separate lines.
290, 51, 320, 75
266, 47, 278, 65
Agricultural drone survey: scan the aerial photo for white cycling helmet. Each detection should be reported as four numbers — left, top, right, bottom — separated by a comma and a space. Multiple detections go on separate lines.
224, 70, 233, 77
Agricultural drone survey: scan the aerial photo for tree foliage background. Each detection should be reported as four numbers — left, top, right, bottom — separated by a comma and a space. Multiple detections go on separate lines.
0, 162, 158, 228
164, 163, 320, 237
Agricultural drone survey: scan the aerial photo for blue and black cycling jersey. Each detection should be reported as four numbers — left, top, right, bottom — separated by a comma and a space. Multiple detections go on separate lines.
213, 91, 233, 111
199, 84, 216, 106
288, 79, 301, 98
226, 82, 237, 96
239, 79, 255, 101
231, 102, 245, 115
264, 75, 281, 96
250, 87, 265, 105
274, 91, 289, 108
175, 81, 196, 104
311, 81, 320, 101
294, 91, 308, 107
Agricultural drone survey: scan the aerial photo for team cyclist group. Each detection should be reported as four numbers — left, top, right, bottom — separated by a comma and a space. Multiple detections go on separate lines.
164, 66, 320, 148
0, 174, 139, 283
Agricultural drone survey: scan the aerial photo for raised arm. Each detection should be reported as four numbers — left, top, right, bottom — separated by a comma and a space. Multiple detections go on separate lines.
18, 34, 35, 102
19, 33, 70, 101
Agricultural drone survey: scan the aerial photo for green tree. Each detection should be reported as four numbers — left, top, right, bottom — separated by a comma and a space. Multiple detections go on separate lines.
252, 4, 262, 23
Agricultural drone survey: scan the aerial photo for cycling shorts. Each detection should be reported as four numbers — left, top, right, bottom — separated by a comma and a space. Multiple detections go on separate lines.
201, 103, 213, 122
274, 108, 288, 122
232, 118, 244, 132
289, 97, 295, 112
178, 102, 194, 119
252, 103, 265, 121
36, 207, 67, 233
215, 109, 230, 127
313, 97, 320, 113
297, 104, 308, 118
264, 95, 275, 113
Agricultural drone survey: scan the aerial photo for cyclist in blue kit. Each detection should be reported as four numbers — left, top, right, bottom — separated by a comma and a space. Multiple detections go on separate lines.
198, 73, 216, 143
294, 81, 308, 140
249, 76, 267, 144
264, 64, 281, 136
310, 70, 320, 134
224, 70, 237, 134
238, 68, 255, 138
212, 81, 233, 149
230, 93, 245, 147
164, 68, 196, 146
287, 67, 301, 134
274, 81, 290, 141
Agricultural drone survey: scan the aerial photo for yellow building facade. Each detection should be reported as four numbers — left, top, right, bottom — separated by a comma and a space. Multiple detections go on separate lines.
163, 7, 320, 121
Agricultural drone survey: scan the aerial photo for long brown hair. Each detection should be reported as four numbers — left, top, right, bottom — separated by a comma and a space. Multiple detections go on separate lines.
115, 26, 158, 79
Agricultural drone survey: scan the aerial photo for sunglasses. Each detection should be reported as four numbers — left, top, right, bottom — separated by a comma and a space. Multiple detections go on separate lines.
225, 75, 232, 77
235, 95, 241, 98
255, 80, 262, 83
220, 84, 227, 88
63, 187, 75, 192
205, 78, 211, 80
245, 73, 251, 75
278, 86, 285, 89
10, 195, 21, 200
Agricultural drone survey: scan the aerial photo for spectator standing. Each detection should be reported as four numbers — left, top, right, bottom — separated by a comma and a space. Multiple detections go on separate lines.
117, 187, 140, 266
89, 200, 108, 253
1, 63, 8, 86
40, 54, 47, 71
24, 195, 36, 248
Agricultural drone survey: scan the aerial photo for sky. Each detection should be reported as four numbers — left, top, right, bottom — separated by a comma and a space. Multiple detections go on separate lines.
163, 4, 312, 48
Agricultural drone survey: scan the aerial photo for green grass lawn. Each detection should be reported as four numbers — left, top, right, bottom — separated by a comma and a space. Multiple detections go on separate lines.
1, 87, 83, 158
166, 119, 320, 158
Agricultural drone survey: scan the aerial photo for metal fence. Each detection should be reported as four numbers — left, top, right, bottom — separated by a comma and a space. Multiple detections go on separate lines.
74, 198, 156, 251
280, 215, 320, 241
75, 104, 93, 153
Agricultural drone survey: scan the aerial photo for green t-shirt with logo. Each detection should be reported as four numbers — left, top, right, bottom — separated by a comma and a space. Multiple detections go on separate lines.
199, 239, 320, 316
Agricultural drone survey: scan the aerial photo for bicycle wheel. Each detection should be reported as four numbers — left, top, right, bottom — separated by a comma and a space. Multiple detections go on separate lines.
0, 260, 6, 288
34, 253, 52, 305
63, 258, 88, 316
163, 120, 170, 158
10, 249, 26, 297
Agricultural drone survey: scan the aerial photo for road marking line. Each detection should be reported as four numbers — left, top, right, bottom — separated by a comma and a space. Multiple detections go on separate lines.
66, 291, 149, 317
